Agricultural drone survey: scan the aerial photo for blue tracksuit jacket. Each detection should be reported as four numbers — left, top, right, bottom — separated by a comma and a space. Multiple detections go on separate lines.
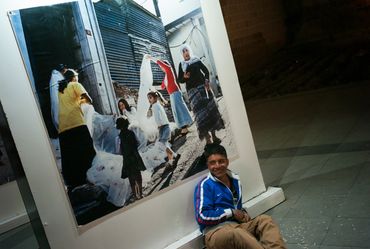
194, 170, 242, 232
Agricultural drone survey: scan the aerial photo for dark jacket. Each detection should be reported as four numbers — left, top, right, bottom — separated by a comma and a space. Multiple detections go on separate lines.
178, 60, 209, 91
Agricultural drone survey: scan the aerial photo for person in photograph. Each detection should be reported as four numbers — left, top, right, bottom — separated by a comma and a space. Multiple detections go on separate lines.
178, 44, 224, 145
146, 55, 193, 137
58, 69, 96, 191
116, 117, 146, 200
117, 98, 146, 152
194, 144, 287, 249
118, 98, 136, 121
49, 63, 67, 131
147, 91, 180, 168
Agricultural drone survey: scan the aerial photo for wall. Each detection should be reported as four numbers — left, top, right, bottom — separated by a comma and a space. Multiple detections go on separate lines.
219, 0, 370, 83
220, 0, 286, 80
281, 0, 370, 46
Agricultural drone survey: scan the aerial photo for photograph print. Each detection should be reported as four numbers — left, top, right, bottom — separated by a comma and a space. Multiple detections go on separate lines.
9, 0, 237, 227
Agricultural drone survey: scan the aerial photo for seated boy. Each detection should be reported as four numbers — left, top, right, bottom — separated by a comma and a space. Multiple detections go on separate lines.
194, 144, 286, 249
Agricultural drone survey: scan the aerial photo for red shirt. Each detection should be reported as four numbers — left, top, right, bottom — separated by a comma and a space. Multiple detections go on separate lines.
157, 60, 180, 94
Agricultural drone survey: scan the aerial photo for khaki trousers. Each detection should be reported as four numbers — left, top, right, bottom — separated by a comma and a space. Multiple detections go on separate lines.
205, 215, 286, 249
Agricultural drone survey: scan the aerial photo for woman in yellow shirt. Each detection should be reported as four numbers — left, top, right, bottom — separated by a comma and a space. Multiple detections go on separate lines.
58, 69, 96, 191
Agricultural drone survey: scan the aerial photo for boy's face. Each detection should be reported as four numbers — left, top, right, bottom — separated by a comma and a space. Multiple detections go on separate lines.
207, 153, 229, 179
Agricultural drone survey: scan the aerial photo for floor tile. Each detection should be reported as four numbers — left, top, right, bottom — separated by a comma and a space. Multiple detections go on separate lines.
320, 246, 358, 249
350, 162, 370, 195
279, 178, 312, 201
299, 175, 354, 197
354, 162, 370, 184
310, 121, 355, 146
279, 154, 330, 184
259, 157, 293, 186
343, 114, 370, 143
265, 198, 296, 218
0, 223, 38, 249
337, 194, 370, 218
285, 195, 346, 219
286, 243, 320, 249
278, 217, 331, 245
323, 218, 370, 248
319, 152, 370, 175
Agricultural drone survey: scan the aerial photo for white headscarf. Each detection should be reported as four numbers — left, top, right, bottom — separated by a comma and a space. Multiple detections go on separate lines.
180, 44, 200, 72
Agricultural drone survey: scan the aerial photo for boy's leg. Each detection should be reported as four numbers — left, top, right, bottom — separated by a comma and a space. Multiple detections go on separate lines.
205, 224, 264, 249
241, 215, 287, 249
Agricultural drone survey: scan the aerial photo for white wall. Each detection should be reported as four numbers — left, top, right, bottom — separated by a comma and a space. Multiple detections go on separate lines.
0, 1, 273, 248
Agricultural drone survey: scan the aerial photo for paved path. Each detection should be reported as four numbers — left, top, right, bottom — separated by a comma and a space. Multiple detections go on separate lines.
247, 83, 370, 248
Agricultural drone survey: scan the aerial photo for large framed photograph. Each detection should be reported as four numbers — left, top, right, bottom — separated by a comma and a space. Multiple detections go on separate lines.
8, 0, 238, 228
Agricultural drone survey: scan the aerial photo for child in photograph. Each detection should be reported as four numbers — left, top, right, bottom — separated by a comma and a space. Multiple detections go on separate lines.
116, 117, 146, 200
147, 91, 180, 168
146, 55, 193, 137
117, 98, 146, 152
118, 98, 136, 121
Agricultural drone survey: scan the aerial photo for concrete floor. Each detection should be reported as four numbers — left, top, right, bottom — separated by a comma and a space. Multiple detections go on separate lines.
1, 83, 370, 248
0, 223, 38, 249
247, 83, 370, 249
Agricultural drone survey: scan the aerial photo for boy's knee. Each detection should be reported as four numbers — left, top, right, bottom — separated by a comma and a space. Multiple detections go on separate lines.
255, 214, 275, 227
259, 214, 273, 221
215, 229, 235, 241
206, 229, 235, 249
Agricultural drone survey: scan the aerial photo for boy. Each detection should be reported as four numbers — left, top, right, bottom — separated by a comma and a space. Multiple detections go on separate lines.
194, 144, 286, 249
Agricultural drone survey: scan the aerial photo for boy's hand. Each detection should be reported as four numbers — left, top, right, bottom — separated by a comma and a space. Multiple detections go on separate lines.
233, 209, 251, 223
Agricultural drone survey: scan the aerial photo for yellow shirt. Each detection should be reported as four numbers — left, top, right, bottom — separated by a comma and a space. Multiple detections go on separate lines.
58, 81, 87, 133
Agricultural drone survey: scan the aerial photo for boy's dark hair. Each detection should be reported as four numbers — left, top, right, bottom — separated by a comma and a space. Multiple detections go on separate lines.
204, 143, 227, 161
116, 117, 129, 130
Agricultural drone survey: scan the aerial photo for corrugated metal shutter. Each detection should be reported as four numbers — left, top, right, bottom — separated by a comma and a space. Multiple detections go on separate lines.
125, 1, 173, 86
95, 2, 139, 89
94, 0, 173, 90
125, 1, 168, 46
